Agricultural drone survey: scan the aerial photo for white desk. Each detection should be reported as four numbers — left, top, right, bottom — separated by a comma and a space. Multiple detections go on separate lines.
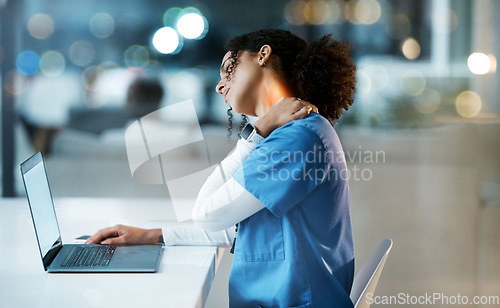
0, 198, 223, 308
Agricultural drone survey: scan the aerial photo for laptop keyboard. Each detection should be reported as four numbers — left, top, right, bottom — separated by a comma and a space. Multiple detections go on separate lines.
62, 246, 116, 267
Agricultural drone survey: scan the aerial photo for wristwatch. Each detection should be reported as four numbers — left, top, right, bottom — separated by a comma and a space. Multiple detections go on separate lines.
241, 123, 264, 144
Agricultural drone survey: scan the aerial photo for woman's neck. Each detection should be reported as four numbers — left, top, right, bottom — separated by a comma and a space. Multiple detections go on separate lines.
254, 74, 294, 118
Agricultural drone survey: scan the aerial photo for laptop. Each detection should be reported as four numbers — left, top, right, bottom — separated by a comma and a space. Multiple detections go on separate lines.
20, 152, 163, 273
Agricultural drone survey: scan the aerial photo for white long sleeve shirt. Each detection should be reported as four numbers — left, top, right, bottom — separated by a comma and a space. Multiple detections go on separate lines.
161, 139, 265, 246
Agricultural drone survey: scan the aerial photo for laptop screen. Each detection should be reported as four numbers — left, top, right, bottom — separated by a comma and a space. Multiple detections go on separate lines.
21, 153, 61, 258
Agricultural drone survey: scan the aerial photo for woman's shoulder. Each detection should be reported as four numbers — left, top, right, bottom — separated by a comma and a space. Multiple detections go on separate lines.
293, 111, 333, 130
273, 112, 337, 143
260, 112, 340, 155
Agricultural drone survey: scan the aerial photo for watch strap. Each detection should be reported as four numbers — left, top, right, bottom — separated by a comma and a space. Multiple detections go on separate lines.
241, 123, 264, 144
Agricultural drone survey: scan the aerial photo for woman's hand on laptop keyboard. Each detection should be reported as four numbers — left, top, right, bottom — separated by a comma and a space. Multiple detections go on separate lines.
85, 224, 162, 245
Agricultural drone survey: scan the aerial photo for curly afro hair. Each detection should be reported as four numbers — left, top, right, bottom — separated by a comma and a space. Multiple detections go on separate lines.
225, 29, 356, 124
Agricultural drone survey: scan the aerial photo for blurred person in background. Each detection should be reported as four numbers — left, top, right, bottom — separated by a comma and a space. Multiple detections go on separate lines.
125, 77, 164, 119
67, 77, 164, 135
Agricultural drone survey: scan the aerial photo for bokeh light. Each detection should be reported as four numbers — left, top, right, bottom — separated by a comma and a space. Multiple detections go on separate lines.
285, 0, 341, 25
152, 27, 182, 54
328, 0, 343, 23
177, 11, 208, 39
402, 37, 421, 60
284, 0, 307, 25
414, 88, 440, 114
3, 70, 30, 95
455, 91, 482, 118
386, 13, 411, 39
163, 7, 182, 26
69, 40, 96, 67
27, 13, 54, 40
304, 0, 330, 25
346, 0, 382, 25
16, 50, 40, 75
400, 70, 426, 96
89, 12, 115, 39
344, 1, 358, 24
354, 0, 381, 24
467, 52, 491, 75
124, 45, 150, 67
488, 54, 497, 73
40, 50, 65, 77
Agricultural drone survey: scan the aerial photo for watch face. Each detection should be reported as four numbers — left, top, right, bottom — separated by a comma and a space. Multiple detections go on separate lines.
241, 124, 254, 139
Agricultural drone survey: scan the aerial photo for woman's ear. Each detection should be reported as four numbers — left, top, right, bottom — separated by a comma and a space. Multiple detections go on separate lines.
258, 45, 272, 67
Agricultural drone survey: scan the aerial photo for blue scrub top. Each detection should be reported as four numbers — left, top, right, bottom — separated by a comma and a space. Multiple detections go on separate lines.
231, 112, 354, 308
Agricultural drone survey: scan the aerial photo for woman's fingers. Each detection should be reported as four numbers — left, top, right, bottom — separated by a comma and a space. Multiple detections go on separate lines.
254, 97, 317, 137
294, 98, 318, 113
85, 225, 160, 245
292, 105, 313, 120
302, 101, 318, 113
101, 235, 127, 245
289, 98, 317, 121
283, 97, 317, 113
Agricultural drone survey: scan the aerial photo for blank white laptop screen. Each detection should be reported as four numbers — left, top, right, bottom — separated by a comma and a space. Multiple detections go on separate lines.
23, 160, 61, 258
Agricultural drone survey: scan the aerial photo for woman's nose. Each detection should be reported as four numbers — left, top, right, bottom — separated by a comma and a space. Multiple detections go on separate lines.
215, 80, 225, 94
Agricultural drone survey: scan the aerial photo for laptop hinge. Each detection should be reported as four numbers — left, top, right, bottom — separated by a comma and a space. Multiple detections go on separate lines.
43, 237, 63, 270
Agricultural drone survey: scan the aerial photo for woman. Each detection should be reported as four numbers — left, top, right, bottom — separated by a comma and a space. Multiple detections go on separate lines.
87, 29, 356, 307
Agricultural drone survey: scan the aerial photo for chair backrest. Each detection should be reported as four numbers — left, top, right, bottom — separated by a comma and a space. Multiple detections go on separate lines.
350, 238, 393, 308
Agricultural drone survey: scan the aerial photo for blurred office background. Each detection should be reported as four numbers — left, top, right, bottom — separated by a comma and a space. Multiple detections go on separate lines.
1, 0, 499, 307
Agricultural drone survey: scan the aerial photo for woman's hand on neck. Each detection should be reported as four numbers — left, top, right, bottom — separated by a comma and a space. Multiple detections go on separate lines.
254, 97, 314, 138
254, 73, 294, 118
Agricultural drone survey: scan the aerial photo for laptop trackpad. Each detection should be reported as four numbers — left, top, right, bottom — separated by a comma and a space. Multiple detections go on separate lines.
109, 245, 163, 271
